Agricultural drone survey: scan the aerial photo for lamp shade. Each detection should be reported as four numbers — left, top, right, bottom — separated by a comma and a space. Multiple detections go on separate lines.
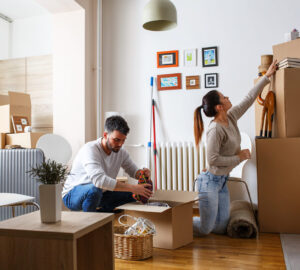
142, 0, 177, 31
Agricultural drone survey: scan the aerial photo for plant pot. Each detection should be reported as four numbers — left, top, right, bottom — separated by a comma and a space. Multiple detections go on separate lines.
39, 183, 62, 223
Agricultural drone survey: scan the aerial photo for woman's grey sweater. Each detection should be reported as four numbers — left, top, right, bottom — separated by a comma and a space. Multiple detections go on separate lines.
206, 75, 270, 176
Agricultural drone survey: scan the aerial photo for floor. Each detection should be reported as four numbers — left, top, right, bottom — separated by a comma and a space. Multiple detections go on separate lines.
115, 233, 286, 270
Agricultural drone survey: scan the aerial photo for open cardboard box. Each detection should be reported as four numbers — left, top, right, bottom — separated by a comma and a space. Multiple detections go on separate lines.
0, 91, 31, 134
5, 132, 45, 148
116, 190, 198, 249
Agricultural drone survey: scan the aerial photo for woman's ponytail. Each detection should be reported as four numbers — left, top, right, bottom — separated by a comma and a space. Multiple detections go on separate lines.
194, 105, 204, 147
193, 90, 220, 147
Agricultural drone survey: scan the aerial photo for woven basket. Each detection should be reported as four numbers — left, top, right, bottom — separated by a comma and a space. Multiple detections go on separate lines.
114, 226, 153, 260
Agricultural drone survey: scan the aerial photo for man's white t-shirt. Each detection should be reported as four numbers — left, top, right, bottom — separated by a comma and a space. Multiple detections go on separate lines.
62, 138, 138, 197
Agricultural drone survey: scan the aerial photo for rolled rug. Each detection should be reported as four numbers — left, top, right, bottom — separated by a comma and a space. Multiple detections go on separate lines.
227, 200, 258, 238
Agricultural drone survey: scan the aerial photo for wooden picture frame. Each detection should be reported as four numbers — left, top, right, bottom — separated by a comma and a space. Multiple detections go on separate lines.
11, 115, 30, 133
205, 73, 218, 88
157, 73, 182, 91
157, 50, 179, 68
202, 46, 218, 67
186, 75, 200, 90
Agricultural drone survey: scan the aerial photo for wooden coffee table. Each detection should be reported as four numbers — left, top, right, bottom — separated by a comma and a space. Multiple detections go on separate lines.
0, 211, 114, 270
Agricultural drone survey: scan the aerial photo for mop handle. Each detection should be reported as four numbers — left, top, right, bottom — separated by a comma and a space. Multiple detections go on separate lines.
152, 99, 158, 191
147, 77, 154, 170
149, 77, 154, 140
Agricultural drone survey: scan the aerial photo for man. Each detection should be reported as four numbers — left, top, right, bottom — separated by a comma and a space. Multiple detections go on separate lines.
62, 115, 152, 212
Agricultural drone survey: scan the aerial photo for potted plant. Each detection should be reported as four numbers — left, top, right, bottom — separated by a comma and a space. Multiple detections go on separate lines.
28, 159, 69, 223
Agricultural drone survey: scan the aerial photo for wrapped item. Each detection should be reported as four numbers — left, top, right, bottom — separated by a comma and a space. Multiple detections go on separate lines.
118, 214, 155, 236
147, 201, 169, 207
132, 170, 153, 204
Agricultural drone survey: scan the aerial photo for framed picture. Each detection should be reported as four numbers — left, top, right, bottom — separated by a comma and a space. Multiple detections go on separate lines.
202, 46, 218, 67
184, 49, 197, 67
11, 115, 30, 133
186, 75, 200, 90
157, 73, 182, 91
205, 73, 218, 88
157, 50, 179, 68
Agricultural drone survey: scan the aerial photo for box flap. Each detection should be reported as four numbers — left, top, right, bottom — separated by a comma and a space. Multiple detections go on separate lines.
116, 202, 171, 213
9, 91, 31, 107
8, 92, 31, 124
150, 190, 198, 204
0, 94, 9, 106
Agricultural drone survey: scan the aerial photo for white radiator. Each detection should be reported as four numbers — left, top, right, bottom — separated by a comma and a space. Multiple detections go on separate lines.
150, 142, 206, 191
0, 149, 44, 221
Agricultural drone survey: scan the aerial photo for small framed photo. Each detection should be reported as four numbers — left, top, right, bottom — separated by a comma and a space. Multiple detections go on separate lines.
205, 73, 218, 88
11, 116, 30, 133
202, 46, 218, 67
186, 75, 200, 90
184, 49, 197, 67
157, 73, 182, 91
157, 50, 179, 68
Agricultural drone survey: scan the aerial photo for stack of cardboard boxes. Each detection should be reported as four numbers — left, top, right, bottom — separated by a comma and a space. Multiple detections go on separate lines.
255, 38, 300, 233
0, 91, 45, 149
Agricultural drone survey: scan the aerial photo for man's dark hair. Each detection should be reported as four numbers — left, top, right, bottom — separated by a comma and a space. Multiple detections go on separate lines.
104, 115, 130, 135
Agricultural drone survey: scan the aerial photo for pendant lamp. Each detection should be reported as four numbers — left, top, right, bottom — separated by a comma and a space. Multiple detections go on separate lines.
142, 0, 177, 31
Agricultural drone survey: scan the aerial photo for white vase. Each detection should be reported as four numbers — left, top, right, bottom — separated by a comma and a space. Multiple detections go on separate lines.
39, 183, 62, 223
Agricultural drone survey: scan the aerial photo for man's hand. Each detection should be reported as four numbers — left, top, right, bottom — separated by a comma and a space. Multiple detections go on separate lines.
114, 182, 152, 199
131, 183, 153, 199
135, 168, 151, 179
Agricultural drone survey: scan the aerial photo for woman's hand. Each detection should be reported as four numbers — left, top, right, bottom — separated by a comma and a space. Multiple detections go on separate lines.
265, 59, 278, 78
238, 149, 251, 162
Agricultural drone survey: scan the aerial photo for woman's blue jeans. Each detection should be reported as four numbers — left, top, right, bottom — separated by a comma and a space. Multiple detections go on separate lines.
193, 171, 230, 236
63, 183, 135, 212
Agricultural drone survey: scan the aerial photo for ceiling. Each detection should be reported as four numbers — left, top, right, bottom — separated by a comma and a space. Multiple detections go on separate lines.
0, 0, 49, 21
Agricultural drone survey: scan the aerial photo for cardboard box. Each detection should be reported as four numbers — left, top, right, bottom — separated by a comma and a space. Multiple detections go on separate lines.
5, 132, 45, 148
273, 38, 300, 62
256, 138, 300, 233
274, 68, 300, 137
116, 190, 198, 249
255, 68, 300, 138
0, 92, 31, 133
0, 133, 5, 149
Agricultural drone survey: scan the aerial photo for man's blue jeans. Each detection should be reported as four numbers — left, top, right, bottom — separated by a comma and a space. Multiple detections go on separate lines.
193, 171, 230, 236
63, 183, 135, 212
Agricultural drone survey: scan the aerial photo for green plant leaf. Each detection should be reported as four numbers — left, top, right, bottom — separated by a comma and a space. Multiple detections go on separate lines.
27, 159, 69, 185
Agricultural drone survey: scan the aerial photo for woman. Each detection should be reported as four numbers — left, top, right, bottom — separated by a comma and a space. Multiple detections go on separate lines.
193, 60, 277, 236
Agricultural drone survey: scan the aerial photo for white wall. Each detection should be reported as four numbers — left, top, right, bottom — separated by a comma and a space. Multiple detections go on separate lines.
0, 18, 10, 59
36, 0, 98, 164
102, 0, 300, 204
11, 15, 52, 58
52, 10, 85, 161
75, 0, 98, 143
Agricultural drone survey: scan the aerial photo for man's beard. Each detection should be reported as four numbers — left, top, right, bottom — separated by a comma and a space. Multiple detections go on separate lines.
106, 140, 121, 153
